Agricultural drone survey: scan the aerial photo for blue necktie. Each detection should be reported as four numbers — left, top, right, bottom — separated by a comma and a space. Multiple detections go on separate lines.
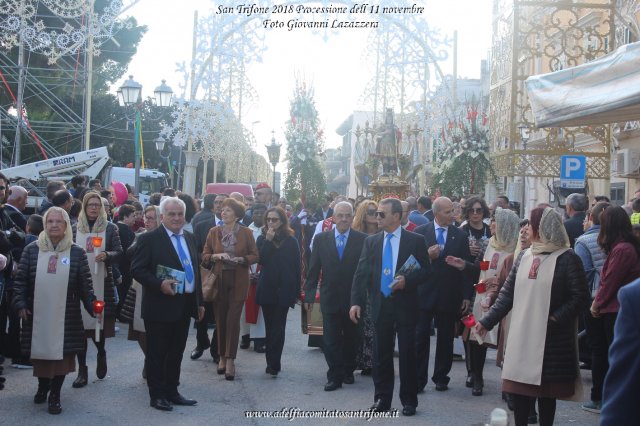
336, 234, 346, 260
436, 227, 445, 258
172, 234, 194, 283
380, 233, 394, 297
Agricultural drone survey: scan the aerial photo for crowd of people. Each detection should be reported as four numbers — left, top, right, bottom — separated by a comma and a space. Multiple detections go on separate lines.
0, 172, 639, 424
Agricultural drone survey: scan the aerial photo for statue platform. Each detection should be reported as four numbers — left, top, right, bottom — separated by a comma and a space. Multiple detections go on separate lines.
368, 174, 410, 200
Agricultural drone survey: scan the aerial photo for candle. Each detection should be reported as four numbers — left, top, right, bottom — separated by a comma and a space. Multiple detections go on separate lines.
479, 260, 490, 271
462, 313, 484, 345
475, 280, 487, 294
93, 300, 105, 342
92, 236, 103, 275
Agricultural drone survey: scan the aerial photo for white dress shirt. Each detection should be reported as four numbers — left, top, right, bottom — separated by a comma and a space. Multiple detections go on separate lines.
164, 225, 195, 293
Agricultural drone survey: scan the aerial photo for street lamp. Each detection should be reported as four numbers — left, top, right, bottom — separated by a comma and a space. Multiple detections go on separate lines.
155, 136, 174, 189
518, 123, 531, 218
265, 130, 281, 193
118, 75, 173, 195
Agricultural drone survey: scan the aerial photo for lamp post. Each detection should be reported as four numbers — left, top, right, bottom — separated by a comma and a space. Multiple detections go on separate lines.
518, 123, 531, 218
118, 76, 173, 195
265, 131, 281, 193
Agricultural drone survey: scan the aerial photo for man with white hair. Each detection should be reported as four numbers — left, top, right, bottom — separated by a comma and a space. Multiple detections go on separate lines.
132, 197, 205, 411
5, 185, 28, 231
304, 201, 367, 391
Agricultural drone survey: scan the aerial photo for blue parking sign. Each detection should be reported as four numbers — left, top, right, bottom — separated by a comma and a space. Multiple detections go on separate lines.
560, 155, 586, 189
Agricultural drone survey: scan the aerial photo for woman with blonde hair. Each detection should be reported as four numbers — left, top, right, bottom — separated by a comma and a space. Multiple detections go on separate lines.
13, 207, 95, 414
71, 191, 122, 388
351, 199, 378, 375
352, 200, 378, 235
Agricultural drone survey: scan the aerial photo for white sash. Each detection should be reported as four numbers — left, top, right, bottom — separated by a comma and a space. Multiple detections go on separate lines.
31, 248, 72, 360
502, 248, 568, 385
132, 280, 146, 332
78, 230, 106, 330
471, 245, 507, 346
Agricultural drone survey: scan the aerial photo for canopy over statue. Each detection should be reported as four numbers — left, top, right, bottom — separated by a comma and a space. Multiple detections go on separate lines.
375, 108, 401, 176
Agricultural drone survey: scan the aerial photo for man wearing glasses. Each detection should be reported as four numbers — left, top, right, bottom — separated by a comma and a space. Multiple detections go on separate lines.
350, 198, 428, 416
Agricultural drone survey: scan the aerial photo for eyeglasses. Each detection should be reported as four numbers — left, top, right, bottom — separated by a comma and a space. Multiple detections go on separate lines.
470, 208, 483, 214
266, 217, 280, 223
144, 215, 156, 221
366, 209, 376, 216
375, 211, 386, 218
86, 203, 102, 209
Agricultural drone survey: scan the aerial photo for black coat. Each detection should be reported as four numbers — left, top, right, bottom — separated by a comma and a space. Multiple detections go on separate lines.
131, 226, 203, 322
4, 204, 26, 232
351, 228, 429, 325
12, 242, 95, 356
304, 229, 367, 313
72, 222, 122, 317
480, 250, 589, 382
256, 235, 301, 308
191, 209, 214, 232
413, 222, 474, 312
564, 211, 586, 248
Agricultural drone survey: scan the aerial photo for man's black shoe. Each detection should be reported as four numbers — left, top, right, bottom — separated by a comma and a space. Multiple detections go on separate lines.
254, 343, 266, 353
190, 347, 206, 360
324, 381, 342, 391
435, 382, 448, 391
466, 374, 474, 388
150, 398, 173, 411
265, 366, 278, 376
402, 405, 416, 416
528, 414, 538, 424
370, 399, 390, 412
240, 334, 250, 349
343, 374, 354, 385
168, 393, 197, 406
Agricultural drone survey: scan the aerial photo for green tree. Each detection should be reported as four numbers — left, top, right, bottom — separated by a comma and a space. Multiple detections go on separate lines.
283, 82, 326, 207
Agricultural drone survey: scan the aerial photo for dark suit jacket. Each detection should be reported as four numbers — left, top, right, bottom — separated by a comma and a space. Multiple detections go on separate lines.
191, 209, 214, 231
131, 225, 203, 323
304, 229, 367, 314
601, 277, 640, 425
564, 211, 586, 248
5, 205, 26, 231
351, 228, 429, 325
193, 216, 216, 253
413, 222, 473, 312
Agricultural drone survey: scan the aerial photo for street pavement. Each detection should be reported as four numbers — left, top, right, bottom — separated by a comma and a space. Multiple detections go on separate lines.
0, 309, 599, 425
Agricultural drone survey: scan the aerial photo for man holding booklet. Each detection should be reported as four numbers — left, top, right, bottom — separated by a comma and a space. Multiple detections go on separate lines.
131, 197, 204, 412
350, 197, 429, 416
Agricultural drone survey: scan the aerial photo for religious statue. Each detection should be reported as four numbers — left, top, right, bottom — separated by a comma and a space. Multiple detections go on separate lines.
375, 108, 400, 176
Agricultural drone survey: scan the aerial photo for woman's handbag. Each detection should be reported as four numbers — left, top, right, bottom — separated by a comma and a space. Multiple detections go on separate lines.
200, 263, 217, 302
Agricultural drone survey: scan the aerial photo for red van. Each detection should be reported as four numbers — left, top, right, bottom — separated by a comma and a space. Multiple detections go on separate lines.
206, 183, 254, 198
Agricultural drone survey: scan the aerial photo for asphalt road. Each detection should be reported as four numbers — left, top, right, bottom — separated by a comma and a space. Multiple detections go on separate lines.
0, 309, 600, 425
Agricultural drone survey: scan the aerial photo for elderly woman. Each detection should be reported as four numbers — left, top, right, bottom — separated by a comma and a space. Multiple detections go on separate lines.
120, 205, 162, 378
13, 207, 95, 414
71, 191, 123, 388
256, 207, 300, 377
465, 207, 519, 396
202, 198, 258, 380
476, 207, 589, 426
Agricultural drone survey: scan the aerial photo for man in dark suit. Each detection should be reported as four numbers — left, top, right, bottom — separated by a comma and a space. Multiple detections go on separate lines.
350, 198, 429, 416
563, 193, 588, 248
132, 197, 204, 411
600, 277, 640, 424
190, 193, 216, 231
5, 185, 27, 232
304, 201, 367, 391
413, 196, 473, 392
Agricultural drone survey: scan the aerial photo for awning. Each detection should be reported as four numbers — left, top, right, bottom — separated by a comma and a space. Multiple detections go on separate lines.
525, 41, 640, 128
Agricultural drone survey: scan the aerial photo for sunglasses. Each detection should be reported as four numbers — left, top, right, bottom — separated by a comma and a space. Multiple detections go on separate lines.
266, 217, 280, 223
366, 209, 377, 216
470, 208, 483, 214
0, 186, 5, 190
375, 211, 386, 218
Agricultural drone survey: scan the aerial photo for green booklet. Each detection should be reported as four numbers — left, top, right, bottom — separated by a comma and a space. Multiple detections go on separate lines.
156, 264, 186, 294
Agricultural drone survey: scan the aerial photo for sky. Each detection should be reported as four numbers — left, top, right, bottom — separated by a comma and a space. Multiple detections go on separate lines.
119, 0, 493, 174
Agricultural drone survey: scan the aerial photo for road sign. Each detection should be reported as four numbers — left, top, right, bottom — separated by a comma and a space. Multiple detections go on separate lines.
560, 155, 586, 189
